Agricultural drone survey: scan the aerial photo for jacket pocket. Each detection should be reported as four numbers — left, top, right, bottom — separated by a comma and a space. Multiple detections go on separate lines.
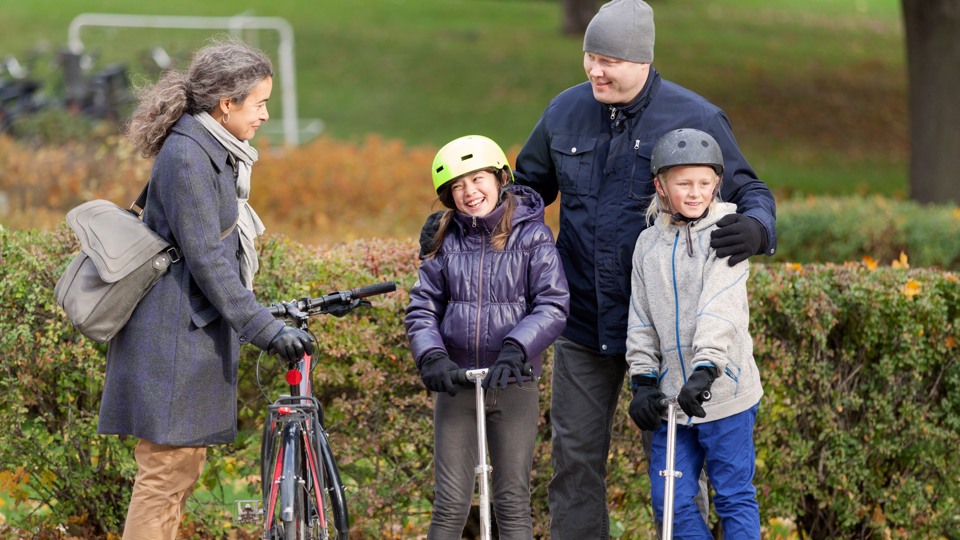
550, 135, 596, 196
629, 139, 658, 201
189, 292, 222, 328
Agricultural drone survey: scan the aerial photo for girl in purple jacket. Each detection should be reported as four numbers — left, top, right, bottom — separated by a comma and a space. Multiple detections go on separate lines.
405, 135, 569, 539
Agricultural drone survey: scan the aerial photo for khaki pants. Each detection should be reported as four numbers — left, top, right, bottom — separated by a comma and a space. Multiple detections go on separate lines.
122, 439, 207, 540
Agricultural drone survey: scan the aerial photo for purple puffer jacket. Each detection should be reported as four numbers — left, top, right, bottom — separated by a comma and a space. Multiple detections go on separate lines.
405, 184, 569, 378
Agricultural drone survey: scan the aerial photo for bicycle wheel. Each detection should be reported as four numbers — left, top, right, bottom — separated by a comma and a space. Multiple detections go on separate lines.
283, 484, 309, 540
312, 416, 349, 539
280, 422, 309, 540
261, 414, 287, 540
260, 414, 328, 540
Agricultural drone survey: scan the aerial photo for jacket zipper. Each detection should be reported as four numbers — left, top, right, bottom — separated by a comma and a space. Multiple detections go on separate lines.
672, 230, 688, 384
473, 217, 485, 369
629, 139, 640, 184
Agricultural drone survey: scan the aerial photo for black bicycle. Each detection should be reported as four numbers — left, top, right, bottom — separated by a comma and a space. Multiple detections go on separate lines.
239, 281, 396, 540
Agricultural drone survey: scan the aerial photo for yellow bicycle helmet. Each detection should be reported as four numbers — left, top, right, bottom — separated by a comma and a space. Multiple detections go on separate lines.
431, 135, 513, 193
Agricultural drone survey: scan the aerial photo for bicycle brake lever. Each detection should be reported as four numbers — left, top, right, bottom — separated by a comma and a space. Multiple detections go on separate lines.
326, 298, 363, 318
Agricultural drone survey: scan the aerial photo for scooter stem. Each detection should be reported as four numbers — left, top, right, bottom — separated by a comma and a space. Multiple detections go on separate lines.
660, 397, 682, 540
471, 372, 493, 540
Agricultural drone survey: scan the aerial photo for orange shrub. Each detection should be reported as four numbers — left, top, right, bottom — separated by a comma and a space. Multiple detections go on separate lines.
0, 134, 560, 246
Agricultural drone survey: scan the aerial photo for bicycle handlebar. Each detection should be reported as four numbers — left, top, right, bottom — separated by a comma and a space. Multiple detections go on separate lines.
267, 281, 397, 319
343, 281, 398, 299
451, 363, 535, 385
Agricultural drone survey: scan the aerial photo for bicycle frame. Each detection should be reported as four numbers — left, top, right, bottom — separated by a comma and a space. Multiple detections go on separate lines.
261, 355, 347, 540
263, 397, 337, 531
240, 281, 395, 540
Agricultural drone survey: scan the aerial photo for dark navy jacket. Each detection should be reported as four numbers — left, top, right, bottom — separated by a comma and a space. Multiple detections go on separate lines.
405, 184, 569, 378
514, 68, 777, 355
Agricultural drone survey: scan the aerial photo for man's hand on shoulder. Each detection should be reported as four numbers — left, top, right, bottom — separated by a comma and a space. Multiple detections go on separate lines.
710, 214, 767, 266
418, 211, 444, 260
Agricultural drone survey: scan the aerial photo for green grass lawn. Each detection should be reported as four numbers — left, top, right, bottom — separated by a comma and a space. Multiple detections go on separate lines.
0, 0, 907, 197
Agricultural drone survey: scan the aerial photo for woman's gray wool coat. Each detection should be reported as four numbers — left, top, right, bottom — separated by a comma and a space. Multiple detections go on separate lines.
98, 114, 284, 447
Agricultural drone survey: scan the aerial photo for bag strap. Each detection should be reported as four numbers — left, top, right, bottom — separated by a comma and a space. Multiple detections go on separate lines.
128, 181, 239, 250
129, 182, 149, 217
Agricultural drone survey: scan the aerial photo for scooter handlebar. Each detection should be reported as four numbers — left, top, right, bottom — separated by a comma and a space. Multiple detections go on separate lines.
451, 363, 534, 385
660, 390, 711, 407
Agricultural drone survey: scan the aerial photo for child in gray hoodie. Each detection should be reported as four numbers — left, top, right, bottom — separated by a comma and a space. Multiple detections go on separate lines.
626, 128, 763, 539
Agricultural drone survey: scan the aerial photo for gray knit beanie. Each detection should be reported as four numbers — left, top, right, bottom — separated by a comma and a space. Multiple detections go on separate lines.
583, 0, 655, 63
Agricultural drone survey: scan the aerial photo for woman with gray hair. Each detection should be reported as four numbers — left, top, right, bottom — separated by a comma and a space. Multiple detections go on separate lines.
98, 38, 314, 540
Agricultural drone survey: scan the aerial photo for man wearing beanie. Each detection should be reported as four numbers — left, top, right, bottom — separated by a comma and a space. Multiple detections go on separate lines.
512, 0, 775, 538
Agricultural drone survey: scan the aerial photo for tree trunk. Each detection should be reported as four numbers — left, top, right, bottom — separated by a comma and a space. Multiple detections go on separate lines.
902, 0, 960, 204
562, 0, 598, 35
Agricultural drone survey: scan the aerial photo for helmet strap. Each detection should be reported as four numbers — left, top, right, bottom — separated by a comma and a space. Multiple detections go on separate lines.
671, 207, 709, 224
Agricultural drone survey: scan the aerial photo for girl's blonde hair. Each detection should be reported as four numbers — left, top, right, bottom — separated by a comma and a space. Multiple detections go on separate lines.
423, 168, 515, 258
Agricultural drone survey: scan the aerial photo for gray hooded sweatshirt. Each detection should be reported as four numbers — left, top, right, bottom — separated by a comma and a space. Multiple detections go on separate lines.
626, 201, 763, 425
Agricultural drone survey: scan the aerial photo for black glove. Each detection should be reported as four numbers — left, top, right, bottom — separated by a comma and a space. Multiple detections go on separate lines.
482, 342, 525, 389
326, 298, 366, 318
419, 351, 460, 396
628, 375, 666, 431
268, 327, 316, 363
418, 211, 444, 260
710, 214, 767, 266
678, 366, 719, 418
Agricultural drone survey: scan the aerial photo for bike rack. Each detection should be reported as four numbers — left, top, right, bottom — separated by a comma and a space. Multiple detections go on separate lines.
66, 12, 324, 146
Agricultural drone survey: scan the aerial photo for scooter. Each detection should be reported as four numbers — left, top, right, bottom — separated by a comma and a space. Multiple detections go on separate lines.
452, 364, 535, 540
659, 391, 711, 540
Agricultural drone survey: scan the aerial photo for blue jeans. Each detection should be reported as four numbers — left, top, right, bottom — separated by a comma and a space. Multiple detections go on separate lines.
548, 336, 628, 540
649, 404, 761, 540
548, 337, 711, 539
429, 383, 540, 540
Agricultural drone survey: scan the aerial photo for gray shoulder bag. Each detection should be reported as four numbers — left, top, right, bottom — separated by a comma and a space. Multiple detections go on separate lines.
54, 184, 181, 343
55, 183, 241, 343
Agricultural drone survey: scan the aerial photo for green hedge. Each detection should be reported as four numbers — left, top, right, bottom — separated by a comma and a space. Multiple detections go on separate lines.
1, 227, 958, 539
773, 196, 960, 269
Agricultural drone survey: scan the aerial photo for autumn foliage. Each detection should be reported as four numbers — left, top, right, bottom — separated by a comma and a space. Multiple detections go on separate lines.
2, 224, 959, 539
2, 133, 960, 539
4, 134, 959, 271
0, 133, 558, 247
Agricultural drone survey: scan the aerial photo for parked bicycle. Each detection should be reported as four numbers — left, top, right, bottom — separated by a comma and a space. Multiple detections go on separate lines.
0, 46, 138, 136
236, 281, 396, 540
58, 50, 135, 121
0, 54, 45, 133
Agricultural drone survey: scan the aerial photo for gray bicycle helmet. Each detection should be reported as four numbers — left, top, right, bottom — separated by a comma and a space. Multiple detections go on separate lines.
650, 128, 724, 177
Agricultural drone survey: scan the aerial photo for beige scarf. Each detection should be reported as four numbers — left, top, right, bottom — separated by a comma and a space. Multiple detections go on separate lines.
195, 112, 266, 290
